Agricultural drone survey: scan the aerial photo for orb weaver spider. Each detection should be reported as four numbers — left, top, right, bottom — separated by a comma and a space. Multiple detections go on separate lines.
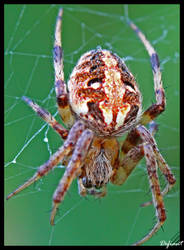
7, 8, 176, 245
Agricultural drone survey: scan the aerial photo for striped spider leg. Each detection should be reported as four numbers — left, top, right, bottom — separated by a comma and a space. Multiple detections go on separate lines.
53, 8, 75, 128
21, 8, 74, 138
21, 96, 69, 139
6, 8, 176, 246
6, 9, 94, 225
111, 20, 176, 245
111, 124, 176, 246
7, 121, 93, 225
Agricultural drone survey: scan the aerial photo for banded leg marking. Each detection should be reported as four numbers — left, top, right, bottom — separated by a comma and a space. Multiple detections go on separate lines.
22, 96, 68, 139
129, 21, 166, 125
50, 129, 93, 225
6, 121, 86, 200
54, 8, 74, 127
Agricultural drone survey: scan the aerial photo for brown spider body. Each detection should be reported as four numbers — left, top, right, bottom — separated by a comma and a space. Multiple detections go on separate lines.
67, 49, 142, 193
68, 49, 142, 136
7, 9, 176, 246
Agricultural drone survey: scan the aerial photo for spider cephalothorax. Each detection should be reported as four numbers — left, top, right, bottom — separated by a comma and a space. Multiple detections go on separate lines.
68, 48, 142, 136
7, 9, 176, 246
80, 137, 119, 191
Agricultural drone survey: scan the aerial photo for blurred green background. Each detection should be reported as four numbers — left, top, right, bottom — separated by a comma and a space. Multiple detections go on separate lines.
5, 4, 179, 246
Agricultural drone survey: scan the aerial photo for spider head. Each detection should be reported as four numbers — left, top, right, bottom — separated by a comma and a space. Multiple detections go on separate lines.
68, 48, 142, 136
80, 137, 119, 195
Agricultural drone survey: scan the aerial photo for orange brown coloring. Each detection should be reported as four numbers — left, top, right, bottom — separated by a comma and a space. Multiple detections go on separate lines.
68, 48, 142, 136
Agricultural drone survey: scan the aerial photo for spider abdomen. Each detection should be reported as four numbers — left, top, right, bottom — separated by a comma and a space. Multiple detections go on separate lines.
68, 48, 142, 136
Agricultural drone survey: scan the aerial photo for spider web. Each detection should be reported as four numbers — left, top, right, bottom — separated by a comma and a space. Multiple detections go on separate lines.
5, 4, 180, 246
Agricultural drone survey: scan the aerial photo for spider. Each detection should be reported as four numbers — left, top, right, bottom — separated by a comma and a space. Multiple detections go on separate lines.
6, 8, 176, 245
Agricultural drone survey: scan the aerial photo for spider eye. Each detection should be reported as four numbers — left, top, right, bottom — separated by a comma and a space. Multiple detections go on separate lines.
124, 81, 135, 90
82, 177, 92, 188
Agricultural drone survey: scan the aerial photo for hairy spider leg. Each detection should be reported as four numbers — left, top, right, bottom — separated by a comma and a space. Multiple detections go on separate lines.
112, 121, 157, 184
120, 18, 166, 159
111, 19, 175, 245
6, 121, 85, 200
54, 8, 75, 127
129, 21, 166, 126
119, 121, 175, 206
50, 129, 93, 225
22, 96, 68, 140
111, 143, 144, 185
112, 124, 175, 201
115, 19, 173, 196
113, 125, 175, 246
132, 142, 166, 246
120, 19, 166, 160
139, 126, 176, 207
